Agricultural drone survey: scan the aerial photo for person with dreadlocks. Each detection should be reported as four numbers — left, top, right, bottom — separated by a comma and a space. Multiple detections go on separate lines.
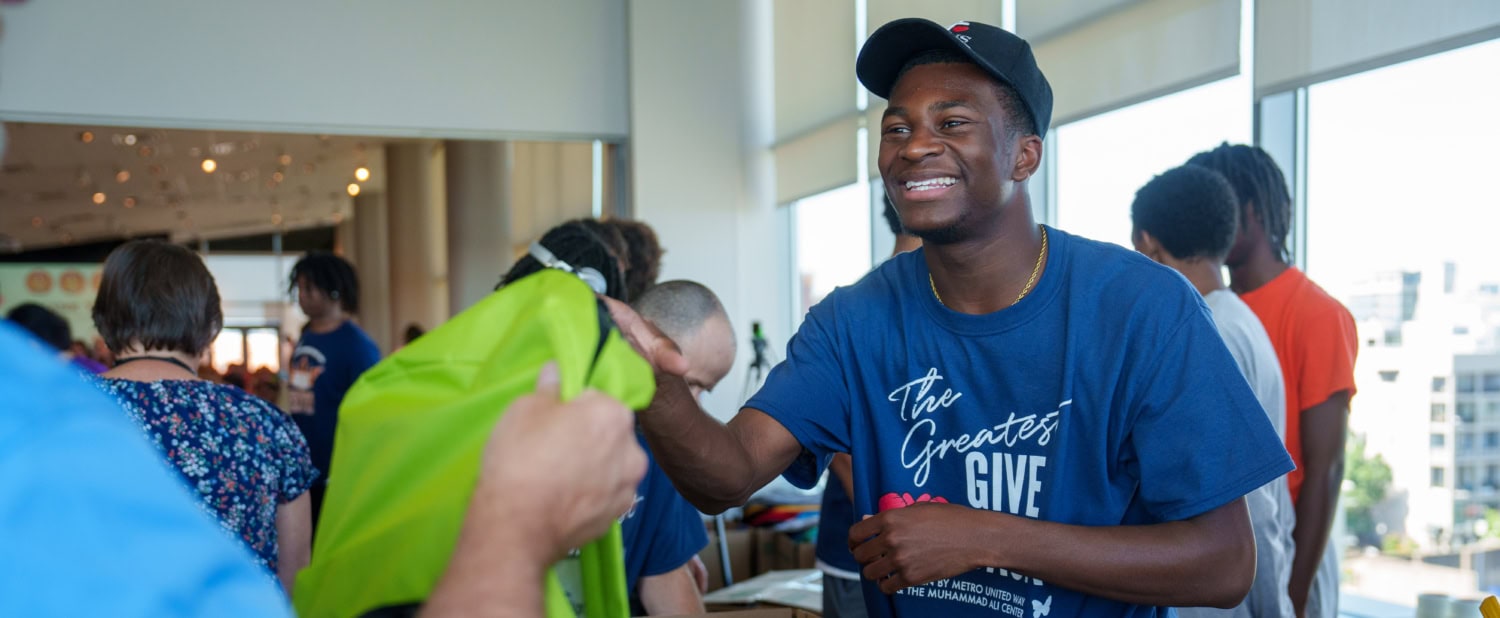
603, 219, 666, 302
1188, 144, 1357, 618
287, 251, 382, 528
498, 220, 628, 300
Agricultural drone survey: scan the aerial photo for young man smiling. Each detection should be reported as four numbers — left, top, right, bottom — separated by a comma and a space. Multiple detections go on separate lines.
609, 19, 1292, 617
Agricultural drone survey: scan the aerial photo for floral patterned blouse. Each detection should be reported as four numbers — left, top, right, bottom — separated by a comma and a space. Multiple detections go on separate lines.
92, 378, 319, 574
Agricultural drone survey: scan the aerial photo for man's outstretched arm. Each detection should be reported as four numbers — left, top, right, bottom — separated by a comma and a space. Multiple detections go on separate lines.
850, 498, 1256, 608
639, 371, 803, 514
605, 297, 805, 514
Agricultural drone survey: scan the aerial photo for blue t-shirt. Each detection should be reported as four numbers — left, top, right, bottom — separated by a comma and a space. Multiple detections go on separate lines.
0, 322, 291, 617
746, 228, 1293, 618
622, 434, 710, 594
288, 320, 381, 478
817, 474, 861, 577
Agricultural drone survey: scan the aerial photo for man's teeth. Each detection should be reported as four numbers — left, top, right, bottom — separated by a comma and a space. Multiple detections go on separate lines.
905, 177, 958, 191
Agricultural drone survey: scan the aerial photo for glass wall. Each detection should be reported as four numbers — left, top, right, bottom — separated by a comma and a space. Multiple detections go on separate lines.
792, 183, 873, 318
1305, 37, 1500, 604
1053, 75, 1251, 248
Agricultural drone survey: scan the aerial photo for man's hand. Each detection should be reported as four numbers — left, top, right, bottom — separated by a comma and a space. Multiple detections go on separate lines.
849, 502, 985, 594
601, 296, 690, 377
476, 361, 649, 560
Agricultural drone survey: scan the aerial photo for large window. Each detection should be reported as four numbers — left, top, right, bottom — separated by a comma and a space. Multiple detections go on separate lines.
1306, 39, 1500, 302
1053, 75, 1251, 248
792, 183, 873, 318
1307, 37, 1500, 606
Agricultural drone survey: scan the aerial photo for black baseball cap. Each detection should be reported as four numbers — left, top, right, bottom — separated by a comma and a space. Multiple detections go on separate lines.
857, 18, 1054, 137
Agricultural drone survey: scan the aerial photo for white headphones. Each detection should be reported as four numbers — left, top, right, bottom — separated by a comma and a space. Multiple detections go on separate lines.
528, 241, 609, 296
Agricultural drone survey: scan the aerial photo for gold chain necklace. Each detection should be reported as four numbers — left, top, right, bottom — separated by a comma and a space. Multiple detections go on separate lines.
929, 225, 1048, 309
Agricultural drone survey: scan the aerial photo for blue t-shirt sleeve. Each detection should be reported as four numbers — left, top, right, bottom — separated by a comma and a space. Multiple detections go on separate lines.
1126, 312, 1296, 522
745, 299, 851, 489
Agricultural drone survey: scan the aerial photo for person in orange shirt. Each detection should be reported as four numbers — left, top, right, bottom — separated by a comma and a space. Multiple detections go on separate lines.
1189, 144, 1358, 618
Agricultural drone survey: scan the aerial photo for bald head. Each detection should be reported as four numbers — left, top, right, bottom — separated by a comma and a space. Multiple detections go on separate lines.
634, 280, 736, 397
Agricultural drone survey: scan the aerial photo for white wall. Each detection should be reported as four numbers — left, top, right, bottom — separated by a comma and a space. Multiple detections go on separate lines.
629, 0, 791, 422
0, 1, 628, 140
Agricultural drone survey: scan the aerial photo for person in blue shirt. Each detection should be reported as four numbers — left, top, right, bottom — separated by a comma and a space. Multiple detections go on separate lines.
286, 251, 382, 527
819, 195, 923, 618
630, 280, 735, 614
608, 17, 1293, 618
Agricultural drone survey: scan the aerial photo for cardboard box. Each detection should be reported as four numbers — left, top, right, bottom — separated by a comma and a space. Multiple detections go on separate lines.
752, 529, 818, 575
699, 527, 754, 591
796, 541, 815, 570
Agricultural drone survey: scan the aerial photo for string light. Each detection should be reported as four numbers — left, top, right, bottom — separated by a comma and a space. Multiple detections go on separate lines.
92, 192, 107, 205
346, 183, 361, 197
354, 167, 370, 182
201, 159, 217, 173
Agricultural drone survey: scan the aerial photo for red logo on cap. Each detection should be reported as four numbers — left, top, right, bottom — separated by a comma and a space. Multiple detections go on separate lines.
952, 25, 969, 32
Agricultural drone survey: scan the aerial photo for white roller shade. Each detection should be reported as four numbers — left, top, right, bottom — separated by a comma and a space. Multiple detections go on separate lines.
1030, 0, 1241, 126
774, 115, 860, 204
775, 0, 858, 142
0, 0, 628, 140
1018, 0, 1138, 41
1255, 0, 1500, 97
867, 0, 1006, 36
772, 0, 858, 207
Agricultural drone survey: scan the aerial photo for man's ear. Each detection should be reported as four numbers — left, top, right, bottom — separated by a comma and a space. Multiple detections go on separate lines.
1133, 230, 1167, 264
1012, 134, 1044, 182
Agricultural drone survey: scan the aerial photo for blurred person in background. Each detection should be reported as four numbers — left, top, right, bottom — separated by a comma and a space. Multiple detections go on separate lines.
89, 240, 317, 594
401, 322, 426, 349
286, 251, 381, 529
1189, 144, 1357, 618
6, 302, 107, 374
69, 339, 109, 373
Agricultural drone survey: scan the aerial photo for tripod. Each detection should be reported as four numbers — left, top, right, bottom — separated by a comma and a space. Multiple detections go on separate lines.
715, 321, 775, 588
741, 321, 774, 404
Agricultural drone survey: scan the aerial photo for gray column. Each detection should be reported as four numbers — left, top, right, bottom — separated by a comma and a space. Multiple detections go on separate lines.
386, 142, 449, 341
444, 140, 512, 314
351, 192, 392, 354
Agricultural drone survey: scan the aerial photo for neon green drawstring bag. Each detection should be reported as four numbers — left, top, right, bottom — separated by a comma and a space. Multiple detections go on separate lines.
293, 270, 654, 618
